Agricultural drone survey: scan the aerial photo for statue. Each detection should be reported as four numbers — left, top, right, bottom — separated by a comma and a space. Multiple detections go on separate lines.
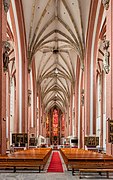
102, 38, 110, 74
102, 0, 110, 10
3, 41, 10, 72
28, 89, 32, 106
103, 50, 110, 74
3, 0, 11, 13
103, 39, 110, 50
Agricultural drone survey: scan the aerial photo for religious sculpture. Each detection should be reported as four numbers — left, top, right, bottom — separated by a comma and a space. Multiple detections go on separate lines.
3, 0, 11, 13
3, 41, 10, 72
103, 50, 110, 74
102, 38, 110, 74
28, 89, 32, 106
102, 0, 110, 10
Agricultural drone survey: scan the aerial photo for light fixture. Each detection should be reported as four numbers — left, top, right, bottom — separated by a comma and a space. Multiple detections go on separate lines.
81, 89, 84, 106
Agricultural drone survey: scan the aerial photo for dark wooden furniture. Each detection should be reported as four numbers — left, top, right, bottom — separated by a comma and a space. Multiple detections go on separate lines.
84, 136, 99, 147
12, 133, 28, 147
60, 148, 113, 178
79, 168, 113, 178
108, 119, 113, 143
29, 138, 36, 146
0, 148, 52, 172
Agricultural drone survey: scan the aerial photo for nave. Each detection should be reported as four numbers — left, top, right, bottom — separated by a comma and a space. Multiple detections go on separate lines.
0, 151, 113, 180
1, 0, 113, 179
0, 147, 113, 179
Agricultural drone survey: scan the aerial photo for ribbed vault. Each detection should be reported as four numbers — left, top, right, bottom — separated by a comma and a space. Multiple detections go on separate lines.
22, 0, 91, 113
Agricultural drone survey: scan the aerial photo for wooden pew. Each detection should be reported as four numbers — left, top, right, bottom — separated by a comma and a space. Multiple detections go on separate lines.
0, 148, 52, 172
60, 148, 113, 178
0, 160, 42, 172
79, 168, 113, 179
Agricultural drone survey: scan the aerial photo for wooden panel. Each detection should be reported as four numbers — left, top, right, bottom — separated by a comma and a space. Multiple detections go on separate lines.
108, 119, 113, 143
12, 133, 28, 147
84, 136, 99, 147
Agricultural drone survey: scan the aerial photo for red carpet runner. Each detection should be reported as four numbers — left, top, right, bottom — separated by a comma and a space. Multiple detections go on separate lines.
47, 152, 64, 172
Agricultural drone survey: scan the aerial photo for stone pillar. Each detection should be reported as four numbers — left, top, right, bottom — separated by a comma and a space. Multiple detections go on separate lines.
14, 0, 28, 133
27, 72, 31, 148
0, 0, 10, 155
38, 86, 41, 135
36, 96, 39, 137
84, 60, 90, 135
106, 0, 113, 155
100, 73, 104, 149
69, 87, 73, 136
32, 61, 37, 136
84, 0, 98, 136
79, 70, 84, 148
78, 68, 82, 148
75, 59, 80, 137
24, 62, 28, 133
72, 93, 75, 137
67, 105, 69, 136
7, 75, 10, 148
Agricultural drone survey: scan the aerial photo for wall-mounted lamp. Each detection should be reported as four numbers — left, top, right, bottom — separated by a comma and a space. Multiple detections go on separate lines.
3, 118, 6, 121
81, 89, 84, 106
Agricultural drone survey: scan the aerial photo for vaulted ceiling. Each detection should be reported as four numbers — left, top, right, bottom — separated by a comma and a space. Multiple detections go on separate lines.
22, 0, 91, 113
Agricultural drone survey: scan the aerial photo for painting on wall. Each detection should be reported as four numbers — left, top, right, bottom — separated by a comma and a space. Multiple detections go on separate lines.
61, 114, 65, 137
52, 109, 58, 137
46, 116, 50, 137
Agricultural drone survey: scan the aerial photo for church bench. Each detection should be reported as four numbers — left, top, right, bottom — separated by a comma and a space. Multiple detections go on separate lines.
0, 148, 52, 173
60, 148, 113, 176
71, 161, 113, 176
79, 168, 113, 179
0, 161, 42, 172
71, 160, 113, 175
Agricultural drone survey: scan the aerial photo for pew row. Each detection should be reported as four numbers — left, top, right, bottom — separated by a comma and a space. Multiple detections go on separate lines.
79, 168, 113, 179
60, 148, 113, 178
0, 148, 52, 172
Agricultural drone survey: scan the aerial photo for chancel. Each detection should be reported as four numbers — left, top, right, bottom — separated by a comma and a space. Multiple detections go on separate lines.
0, 0, 113, 179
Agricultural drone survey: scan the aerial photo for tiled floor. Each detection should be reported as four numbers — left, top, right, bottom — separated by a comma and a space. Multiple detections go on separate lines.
0, 171, 113, 180
0, 172, 76, 180
0, 151, 113, 180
